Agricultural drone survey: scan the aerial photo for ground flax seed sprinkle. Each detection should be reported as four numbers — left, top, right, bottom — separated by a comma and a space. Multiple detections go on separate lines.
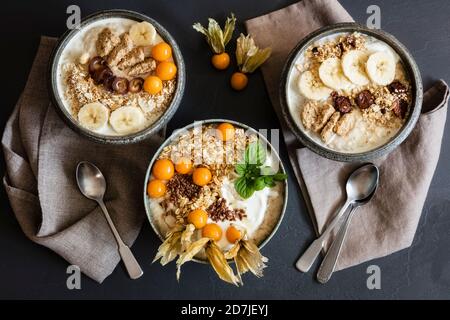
207, 198, 246, 222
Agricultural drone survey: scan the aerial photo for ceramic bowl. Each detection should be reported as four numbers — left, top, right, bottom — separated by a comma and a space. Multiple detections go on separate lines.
48, 9, 185, 144
279, 23, 423, 162
143, 119, 288, 263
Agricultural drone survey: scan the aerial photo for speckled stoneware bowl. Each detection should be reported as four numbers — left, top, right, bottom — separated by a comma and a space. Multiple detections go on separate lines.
143, 119, 288, 264
280, 23, 423, 162
48, 9, 185, 144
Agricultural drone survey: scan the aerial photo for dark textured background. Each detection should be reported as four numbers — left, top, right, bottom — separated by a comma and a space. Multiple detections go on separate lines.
1, 0, 449, 299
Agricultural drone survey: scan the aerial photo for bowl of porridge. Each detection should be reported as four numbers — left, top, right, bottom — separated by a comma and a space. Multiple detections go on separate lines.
280, 23, 422, 162
49, 9, 185, 144
144, 120, 288, 285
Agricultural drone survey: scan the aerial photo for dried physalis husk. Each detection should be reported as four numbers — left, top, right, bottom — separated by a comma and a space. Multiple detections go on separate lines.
238, 240, 268, 278
153, 224, 185, 266
193, 13, 236, 54
224, 241, 242, 284
235, 33, 271, 73
206, 241, 240, 286
224, 241, 240, 260
176, 237, 210, 280
180, 224, 195, 251
226, 238, 268, 280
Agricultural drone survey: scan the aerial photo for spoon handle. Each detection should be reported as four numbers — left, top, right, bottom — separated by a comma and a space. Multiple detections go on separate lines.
296, 199, 351, 272
316, 206, 357, 284
98, 200, 143, 280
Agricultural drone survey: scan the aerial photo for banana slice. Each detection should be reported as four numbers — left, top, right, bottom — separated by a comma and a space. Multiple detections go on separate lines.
129, 21, 156, 46
342, 50, 370, 85
366, 51, 396, 85
298, 71, 333, 100
109, 106, 145, 134
318, 58, 352, 90
78, 102, 109, 131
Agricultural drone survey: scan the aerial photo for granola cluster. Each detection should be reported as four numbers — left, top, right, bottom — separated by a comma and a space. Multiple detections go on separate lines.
359, 82, 410, 127
306, 32, 366, 63
158, 125, 256, 167
64, 63, 176, 120
157, 125, 257, 224
162, 173, 219, 224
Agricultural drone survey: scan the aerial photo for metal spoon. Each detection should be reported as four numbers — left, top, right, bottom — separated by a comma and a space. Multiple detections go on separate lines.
76, 161, 143, 280
296, 163, 379, 273
316, 166, 379, 283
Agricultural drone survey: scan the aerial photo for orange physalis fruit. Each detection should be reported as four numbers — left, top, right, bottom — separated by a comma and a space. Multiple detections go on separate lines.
152, 159, 174, 180
226, 225, 242, 243
151, 42, 172, 61
175, 158, 193, 174
230, 72, 248, 91
156, 61, 177, 80
202, 223, 222, 241
147, 179, 166, 198
144, 76, 163, 94
192, 167, 212, 186
217, 122, 235, 142
211, 52, 230, 70
187, 209, 208, 229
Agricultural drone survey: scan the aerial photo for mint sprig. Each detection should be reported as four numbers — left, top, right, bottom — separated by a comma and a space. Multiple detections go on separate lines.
234, 142, 287, 199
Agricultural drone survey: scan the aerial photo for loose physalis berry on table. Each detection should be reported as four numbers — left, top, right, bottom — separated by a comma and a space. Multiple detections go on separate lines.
211, 52, 231, 70
193, 13, 236, 70
230, 72, 248, 91
232, 34, 272, 91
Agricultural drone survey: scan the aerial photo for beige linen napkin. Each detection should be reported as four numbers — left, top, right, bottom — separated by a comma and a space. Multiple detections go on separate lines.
246, 0, 449, 270
2, 36, 165, 282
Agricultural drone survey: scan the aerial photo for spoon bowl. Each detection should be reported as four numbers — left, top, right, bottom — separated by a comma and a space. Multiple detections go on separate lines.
346, 164, 379, 202
76, 161, 107, 200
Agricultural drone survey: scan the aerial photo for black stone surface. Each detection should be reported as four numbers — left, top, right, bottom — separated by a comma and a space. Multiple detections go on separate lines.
0, 0, 449, 299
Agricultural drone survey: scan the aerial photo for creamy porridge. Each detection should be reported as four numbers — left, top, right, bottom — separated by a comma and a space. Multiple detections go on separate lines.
147, 122, 286, 285
57, 17, 177, 136
287, 32, 412, 153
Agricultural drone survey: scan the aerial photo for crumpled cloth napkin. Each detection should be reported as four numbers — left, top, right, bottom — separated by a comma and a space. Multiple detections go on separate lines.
246, 0, 449, 270
2, 36, 165, 282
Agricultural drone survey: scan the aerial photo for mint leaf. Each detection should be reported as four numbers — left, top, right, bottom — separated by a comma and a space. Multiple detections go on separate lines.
247, 164, 260, 177
245, 141, 266, 165
264, 176, 275, 187
273, 173, 288, 181
234, 176, 255, 199
234, 141, 285, 198
253, 177, 266, 191
235, 163, 247, 176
